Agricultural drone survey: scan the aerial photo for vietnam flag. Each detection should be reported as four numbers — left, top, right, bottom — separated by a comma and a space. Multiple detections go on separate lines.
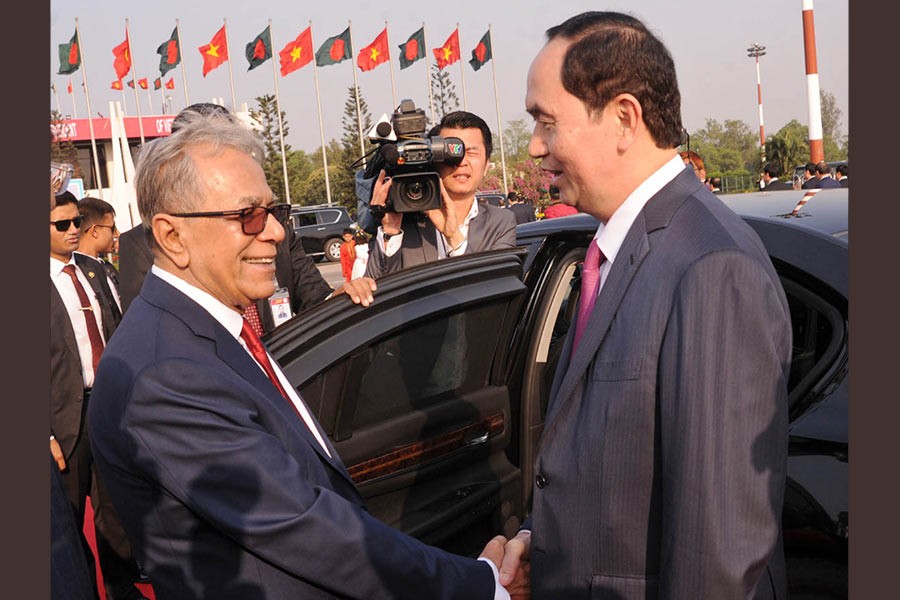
357, 28, 389, 72
279, 27, 313, 76
111, 80, 123, 90
433, 28, 460, 69
154, 77, 162, 90
315, 27, 352, 67
469, 30, 492, 71
112, 33, 132, 80
398, 27, 425, 70
138, 78, 149, 89
199, 26, 229, 77
165, 77, 175, 90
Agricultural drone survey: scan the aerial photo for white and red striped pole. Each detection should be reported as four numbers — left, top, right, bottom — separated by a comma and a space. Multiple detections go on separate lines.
747, 43, 767, 162
801, 0, 824, 163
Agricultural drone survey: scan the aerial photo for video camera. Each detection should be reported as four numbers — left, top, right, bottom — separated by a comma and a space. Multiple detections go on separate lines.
360, 99, 465, 214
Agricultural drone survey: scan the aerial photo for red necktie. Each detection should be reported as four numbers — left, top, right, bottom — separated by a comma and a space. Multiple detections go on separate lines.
62, 264, 104, 373
239, 318, 289, 401
243, 303, 265, 337
572, 242, 604, 353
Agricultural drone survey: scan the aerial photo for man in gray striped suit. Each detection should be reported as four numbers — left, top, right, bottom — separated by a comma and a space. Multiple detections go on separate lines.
500, 11, 792, 599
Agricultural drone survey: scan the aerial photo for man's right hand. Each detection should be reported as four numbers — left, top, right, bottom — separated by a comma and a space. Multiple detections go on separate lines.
370, 170, 402, 235
50, 438, 66, 471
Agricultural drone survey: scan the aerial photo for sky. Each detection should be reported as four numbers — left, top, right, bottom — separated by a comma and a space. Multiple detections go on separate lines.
50, 0, 849, 154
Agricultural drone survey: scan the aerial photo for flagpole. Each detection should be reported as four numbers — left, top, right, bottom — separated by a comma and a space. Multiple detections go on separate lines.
74, 18, 105, 201
125, 19, 146, 144
120, 86, 128, 116
223, 19, 239, 113
51, 83, 62, 115
384, 21, 398, 108
347, 21, 366, 165
456, 24, 468, 111
487, 25, 508, 195
421, 23, 436, 125
309, 20, 332, 206
72, 84, 79, 118
145, 82, 154, 114
268, 20, 292, 205
158, 82, 166, 114
176, 19, 190, 106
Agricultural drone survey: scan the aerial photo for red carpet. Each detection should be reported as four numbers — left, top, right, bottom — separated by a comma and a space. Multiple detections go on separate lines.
83, 498, 156, 600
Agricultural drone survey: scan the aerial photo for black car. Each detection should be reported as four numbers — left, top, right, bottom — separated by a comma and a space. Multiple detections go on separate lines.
290, 204, 355, 263
268, 187, 848, 596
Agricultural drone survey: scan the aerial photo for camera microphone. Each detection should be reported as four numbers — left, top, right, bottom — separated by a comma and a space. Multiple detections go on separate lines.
375, 121, 392, 138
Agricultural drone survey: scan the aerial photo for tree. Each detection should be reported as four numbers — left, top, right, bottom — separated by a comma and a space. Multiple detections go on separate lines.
687, 118, 758, 174
765, 120, 810, 181
340, 85, 373, 166
820, 89, 848, 161
481, 157, 553, 208
50, 110, 82, 179
249, 94, 291, 202
503, 118, 532, 164
430, 63, 459, 121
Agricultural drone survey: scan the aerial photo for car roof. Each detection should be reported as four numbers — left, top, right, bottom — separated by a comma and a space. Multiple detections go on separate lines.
516, 188, 848, 242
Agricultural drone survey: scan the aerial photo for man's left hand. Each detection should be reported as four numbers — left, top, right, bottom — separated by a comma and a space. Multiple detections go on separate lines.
425, 180, 464, 250
331, 277, 377, 307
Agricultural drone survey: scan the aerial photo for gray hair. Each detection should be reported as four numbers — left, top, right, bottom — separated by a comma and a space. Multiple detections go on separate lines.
134, 110, 265, 228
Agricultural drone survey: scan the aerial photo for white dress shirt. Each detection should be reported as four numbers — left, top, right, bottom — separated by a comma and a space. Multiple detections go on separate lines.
51, 256, 106, 388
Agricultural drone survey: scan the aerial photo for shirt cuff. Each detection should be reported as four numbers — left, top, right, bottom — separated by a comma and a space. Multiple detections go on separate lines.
477, 556, 511, 600
377, 227, 403, 257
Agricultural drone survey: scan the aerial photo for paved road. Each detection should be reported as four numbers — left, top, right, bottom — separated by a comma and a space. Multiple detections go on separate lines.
316, 260, 345, 289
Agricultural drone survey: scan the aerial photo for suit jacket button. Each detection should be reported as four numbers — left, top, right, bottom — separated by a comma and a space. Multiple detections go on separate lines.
535, 474, 548, 488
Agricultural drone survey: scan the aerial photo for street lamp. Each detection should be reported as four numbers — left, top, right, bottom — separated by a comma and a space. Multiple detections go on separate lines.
747, 43, 767, 163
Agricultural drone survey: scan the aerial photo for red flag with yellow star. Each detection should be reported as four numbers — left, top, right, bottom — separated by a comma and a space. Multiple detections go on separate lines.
199, 26, 228, 77
433, 28, 460, 69
111, 80, 123, 90
279, 27, 313, 76
112, 33, 132, 80
357, 28, 389, 72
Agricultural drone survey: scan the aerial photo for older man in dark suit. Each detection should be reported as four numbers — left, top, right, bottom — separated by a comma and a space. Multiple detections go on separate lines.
88, 110, 525, 599
50, 191, 145, 600
500, 12, 792, 599
365, 111, 517, 279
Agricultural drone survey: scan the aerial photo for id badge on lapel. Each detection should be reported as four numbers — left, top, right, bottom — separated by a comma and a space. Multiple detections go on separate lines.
268, 287, 293, 328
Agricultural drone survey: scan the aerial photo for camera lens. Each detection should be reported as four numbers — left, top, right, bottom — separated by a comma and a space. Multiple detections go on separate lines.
405, 181, 425, 201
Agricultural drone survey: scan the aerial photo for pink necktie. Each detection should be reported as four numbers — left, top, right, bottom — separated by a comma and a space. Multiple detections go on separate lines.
572, 242, 604, 353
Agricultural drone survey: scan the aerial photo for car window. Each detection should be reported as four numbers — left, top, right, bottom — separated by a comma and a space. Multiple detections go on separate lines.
293, 213, 317, 228
779, 275, 846, 416
317, 209, 342, 225
299, 301, 509, 432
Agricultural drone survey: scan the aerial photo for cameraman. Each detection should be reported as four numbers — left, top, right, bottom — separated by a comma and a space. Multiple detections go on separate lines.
364, 111, 517, 279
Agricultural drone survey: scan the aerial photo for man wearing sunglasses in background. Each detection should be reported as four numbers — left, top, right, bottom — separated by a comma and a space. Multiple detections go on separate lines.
50, 191, 147, 600
88, 110, 522, 598
77, 196, 122, 311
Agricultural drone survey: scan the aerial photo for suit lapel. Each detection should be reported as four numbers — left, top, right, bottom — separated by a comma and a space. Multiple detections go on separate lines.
466, 203, 486, 254
545, 219, 650, 427
544, 168, 701, 431
50, 281, 81, 366
142, 274, 356, 487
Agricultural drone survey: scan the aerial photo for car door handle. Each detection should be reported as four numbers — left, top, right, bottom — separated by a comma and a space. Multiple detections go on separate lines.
317, 227, 326, 230
464, 431, 490, 447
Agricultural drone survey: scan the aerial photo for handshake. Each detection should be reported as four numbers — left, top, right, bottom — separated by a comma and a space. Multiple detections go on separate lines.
479, 530, 532, 598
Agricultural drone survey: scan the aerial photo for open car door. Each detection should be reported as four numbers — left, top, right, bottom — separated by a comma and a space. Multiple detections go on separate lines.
266, 248, 529, 556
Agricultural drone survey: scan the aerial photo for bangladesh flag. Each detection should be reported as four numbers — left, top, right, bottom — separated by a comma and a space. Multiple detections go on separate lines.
157, 28, 181, 77
398, 27, 425, 70
469, 30, 492, 71
315, 27, 352, 67
58, 32, 81, 75
154, 77, 162, 90
245, 26, 272, 71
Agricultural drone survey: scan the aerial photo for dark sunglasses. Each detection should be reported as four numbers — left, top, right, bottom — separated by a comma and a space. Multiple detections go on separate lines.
50, 216, 84, 232
169, 203, 292, 236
